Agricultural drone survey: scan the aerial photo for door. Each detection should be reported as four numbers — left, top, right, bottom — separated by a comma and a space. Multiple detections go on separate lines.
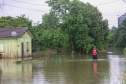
21, 43, 24, 58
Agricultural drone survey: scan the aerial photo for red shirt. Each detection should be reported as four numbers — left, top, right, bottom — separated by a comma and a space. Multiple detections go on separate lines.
92, 49, 97, 56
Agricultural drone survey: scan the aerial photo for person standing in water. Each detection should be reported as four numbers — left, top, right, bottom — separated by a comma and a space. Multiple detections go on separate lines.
91, 47, 98, 60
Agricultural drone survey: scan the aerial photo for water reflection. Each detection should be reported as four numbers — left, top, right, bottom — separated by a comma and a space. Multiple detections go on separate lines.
0, 59, 32, 84
0, 66, 2, 84
36, 56, 109, 84
92, 61, 98, 79
0, 51, 126, 84
106, 55, 125, 84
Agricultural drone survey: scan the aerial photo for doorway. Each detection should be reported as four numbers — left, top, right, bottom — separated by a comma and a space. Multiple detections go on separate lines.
21, 43, 24, 58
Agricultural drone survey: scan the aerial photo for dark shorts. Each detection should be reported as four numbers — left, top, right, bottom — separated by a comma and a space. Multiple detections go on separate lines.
92, 55, 98, 59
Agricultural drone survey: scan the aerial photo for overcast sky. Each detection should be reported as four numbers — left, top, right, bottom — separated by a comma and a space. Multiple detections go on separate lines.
0, 0, 126, 28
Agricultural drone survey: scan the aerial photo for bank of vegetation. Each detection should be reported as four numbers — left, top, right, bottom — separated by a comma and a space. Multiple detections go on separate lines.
0, 0, 109, 54
109, 18, 126, 53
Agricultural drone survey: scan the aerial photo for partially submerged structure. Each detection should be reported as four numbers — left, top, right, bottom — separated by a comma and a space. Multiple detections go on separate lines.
0, 27, 32, 58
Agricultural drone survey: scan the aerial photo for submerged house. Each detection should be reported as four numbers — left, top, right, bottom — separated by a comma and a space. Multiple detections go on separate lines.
0, 28, 32, 58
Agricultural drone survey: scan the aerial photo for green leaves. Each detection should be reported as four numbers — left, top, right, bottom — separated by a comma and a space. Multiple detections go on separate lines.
113, 20, 126, 48
42, 13, 59, 29
44, 0, 109, 53
0, 15, 32, 28
31, 28, 69, 50
0, 0, 109, 53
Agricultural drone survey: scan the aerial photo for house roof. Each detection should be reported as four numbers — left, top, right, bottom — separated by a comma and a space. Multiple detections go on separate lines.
0, 28, 28, 38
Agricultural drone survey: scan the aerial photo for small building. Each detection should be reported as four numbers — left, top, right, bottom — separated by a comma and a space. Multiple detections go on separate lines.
0, 27, 32, 58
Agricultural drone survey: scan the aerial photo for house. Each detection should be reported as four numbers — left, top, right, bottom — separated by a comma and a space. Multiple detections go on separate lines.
0, 27, 32, 58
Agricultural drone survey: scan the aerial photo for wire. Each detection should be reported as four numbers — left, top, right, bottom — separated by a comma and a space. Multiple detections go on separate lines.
0, 0, 4, 9
11, 0, 121, 7
11, 0, 48, 7
0, 0, 5, 16
4, 3, 45, 12
97, 0, 120, 6
1, 0, 126, 16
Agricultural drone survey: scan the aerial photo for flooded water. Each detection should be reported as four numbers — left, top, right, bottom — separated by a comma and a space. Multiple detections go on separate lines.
0, 50, 126, 84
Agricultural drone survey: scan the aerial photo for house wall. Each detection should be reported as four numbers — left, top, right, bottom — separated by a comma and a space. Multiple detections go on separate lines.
0, 38, 18, 58
17, 32, 32, 58
0, 32, 32, 58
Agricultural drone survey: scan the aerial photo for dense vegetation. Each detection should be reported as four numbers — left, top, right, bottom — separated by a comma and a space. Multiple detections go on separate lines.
0, 15, 32, 28
111, 19, 126, 48
0, 0, 109, 54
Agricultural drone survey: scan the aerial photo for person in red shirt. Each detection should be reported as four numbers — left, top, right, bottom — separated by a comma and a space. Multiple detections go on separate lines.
91, 48, 98, 60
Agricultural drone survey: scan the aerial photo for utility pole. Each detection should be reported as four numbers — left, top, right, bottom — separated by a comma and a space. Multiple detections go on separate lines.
0, 0, 4, 16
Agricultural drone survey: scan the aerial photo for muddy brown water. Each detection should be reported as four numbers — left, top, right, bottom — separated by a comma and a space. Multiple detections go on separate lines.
0, 50, 126, 84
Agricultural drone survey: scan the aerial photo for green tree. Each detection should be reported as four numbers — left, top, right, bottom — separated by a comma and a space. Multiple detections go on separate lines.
31, 27, 69, 51
114, 19, 126, 48
108, 26, 117, 47
42, 12, 59, 28
0, 15, 32, 28
46, 0, 109, 53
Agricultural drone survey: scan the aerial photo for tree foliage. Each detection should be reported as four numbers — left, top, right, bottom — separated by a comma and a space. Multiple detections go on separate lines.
42, 12, 59, 28
31, 27, 69, 51
113, 19, 126, 48
108, 26, 117, 47
46, 0, 109, 53
0, 15, 32, 28
0, 0, 109, 54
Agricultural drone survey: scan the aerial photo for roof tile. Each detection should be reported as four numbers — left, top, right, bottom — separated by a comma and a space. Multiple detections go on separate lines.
0, 28, 28, 38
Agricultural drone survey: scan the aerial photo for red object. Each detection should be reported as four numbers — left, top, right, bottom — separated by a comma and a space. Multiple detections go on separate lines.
91, 48, 97, 56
